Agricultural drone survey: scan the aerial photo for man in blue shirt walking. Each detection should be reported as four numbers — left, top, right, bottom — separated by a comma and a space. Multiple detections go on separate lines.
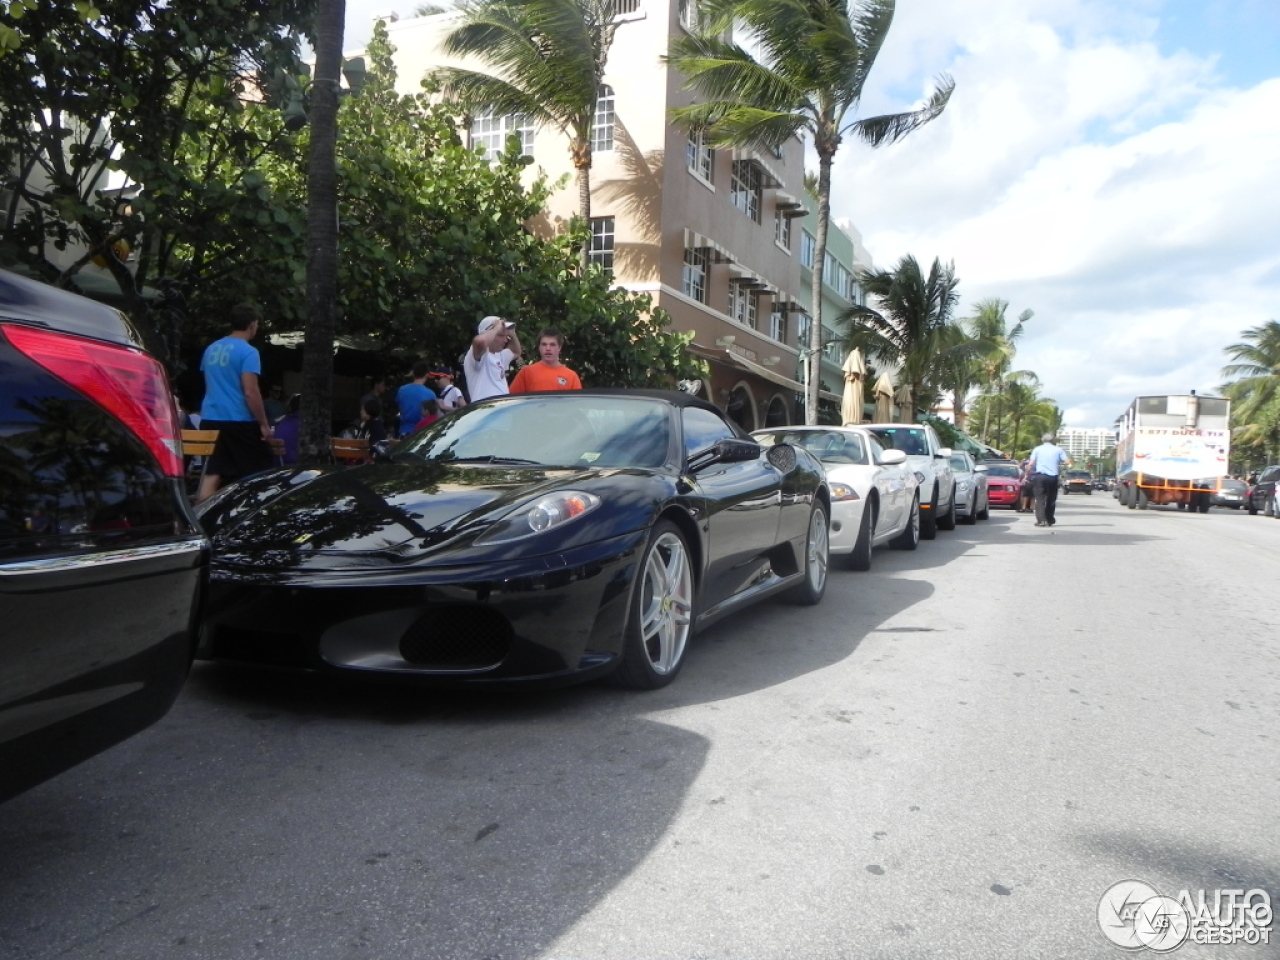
197, 303, 274, 502
1027, 433, 1070, 527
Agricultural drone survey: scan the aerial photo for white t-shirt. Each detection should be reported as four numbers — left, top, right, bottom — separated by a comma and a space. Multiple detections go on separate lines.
463, 347, 515, 402
438, 383, 464, 410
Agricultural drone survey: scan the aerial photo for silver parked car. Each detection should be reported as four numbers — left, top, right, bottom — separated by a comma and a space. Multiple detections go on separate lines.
948, 451, 990, 524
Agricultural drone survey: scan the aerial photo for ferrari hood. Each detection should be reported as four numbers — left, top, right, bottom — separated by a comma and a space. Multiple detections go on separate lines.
210, 462, 597, 567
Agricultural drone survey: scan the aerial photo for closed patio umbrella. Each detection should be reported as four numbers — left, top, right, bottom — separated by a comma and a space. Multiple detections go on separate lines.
840, 349, 866, 424
895, 384, 914, 423
873, 373, 895, 422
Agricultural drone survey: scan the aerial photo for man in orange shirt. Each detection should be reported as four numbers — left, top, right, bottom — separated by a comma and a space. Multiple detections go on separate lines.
509, 327, 583, 393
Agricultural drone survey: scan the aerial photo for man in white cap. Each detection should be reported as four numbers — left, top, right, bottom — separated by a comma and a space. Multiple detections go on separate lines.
463, 316, 522, 402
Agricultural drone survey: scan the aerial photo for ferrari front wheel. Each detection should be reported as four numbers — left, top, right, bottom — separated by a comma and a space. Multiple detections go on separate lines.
787, 501, 830, 605
613, 521, 695, 689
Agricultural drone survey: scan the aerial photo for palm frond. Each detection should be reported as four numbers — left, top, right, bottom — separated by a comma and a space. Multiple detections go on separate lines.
848, 72, 953, 146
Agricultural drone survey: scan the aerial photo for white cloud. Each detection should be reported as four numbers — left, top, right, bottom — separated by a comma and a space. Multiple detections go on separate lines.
834, 0, 1280, 427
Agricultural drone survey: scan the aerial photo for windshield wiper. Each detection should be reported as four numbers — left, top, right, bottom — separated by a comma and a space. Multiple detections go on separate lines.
449, 456, 544, 465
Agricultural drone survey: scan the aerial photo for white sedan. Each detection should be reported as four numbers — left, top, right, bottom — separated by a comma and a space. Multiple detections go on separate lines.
752, 425, 921, 570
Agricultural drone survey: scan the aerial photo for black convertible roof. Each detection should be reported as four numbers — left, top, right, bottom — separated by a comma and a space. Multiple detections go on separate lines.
484, 387, 724, 416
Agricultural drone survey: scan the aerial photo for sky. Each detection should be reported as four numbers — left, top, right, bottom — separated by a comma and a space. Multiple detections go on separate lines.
342, 0, 1280, 429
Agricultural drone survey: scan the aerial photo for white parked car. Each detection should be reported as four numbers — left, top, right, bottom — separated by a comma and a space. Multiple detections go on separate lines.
863, 423, 956, 539
752, 425, 921, 570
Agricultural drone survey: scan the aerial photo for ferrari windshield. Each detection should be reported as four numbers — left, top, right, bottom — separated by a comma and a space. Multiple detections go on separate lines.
394, 395, 673, 469
755, 429, 869, 465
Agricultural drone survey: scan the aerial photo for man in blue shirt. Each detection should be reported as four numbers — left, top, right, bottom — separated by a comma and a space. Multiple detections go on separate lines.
197, 303, 274, 502
1027, 433, 1070, 527
394, 362, 438, 437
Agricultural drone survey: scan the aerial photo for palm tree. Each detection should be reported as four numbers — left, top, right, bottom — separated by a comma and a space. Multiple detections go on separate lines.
301, 0, 347, 461
1221, 319, 1280, 462
667, 0, 953, 424
840, 254, 960, 420
963, 298, 1032, 442
432, 0, 621, 269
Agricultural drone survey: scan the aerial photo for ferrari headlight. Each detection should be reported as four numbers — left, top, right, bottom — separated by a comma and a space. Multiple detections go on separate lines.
476, 490, 602, 543
829, 482, 860, 502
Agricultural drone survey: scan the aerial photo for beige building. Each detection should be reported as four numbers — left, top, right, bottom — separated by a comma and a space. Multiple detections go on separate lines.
365, 3, 862, 429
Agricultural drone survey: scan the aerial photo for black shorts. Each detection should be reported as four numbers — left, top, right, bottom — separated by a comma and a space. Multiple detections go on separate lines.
202, 420, 275, 481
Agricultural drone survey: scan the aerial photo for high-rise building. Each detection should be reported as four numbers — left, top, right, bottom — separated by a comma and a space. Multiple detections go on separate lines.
1059, 427, 1116, 461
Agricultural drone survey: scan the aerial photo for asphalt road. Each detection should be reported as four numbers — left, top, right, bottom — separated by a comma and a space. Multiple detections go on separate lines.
2, 493, 1278, 960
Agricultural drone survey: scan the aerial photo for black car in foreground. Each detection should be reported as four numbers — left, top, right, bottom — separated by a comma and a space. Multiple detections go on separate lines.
0, 269, 207, 802
197, 390, 831, 690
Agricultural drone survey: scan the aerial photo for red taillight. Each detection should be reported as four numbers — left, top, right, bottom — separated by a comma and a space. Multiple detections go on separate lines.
3, 323, 184, 477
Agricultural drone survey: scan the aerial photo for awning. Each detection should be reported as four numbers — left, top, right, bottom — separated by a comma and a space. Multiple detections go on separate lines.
690, 343, 803, 393
732, 147, 783, 188
683, 228, 735, 264
774, 191, 810, 218
269, 331, 381, 352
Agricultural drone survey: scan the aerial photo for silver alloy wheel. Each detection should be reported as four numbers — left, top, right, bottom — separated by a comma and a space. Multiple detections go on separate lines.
807, 504, 830, 592
639, 531, 694, 675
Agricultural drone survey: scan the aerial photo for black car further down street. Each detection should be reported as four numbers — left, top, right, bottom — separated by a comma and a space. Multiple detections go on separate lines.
1246, 465, 1280, 517
197, 390, 831, 690
0, 269, 208, 802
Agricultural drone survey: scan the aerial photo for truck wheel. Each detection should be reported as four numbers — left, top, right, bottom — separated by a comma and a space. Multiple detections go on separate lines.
1137, 489, 1149, 510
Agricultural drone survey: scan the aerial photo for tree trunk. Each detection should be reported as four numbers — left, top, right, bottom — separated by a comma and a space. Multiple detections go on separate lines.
577, 163, 591, 272
572, 138, 592, 272
806, 150, 834, 425
301, 0, 346, 463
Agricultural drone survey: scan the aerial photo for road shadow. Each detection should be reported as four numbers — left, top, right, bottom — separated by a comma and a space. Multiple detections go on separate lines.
1075, 829, 1279, 956
0, 669, 710, 960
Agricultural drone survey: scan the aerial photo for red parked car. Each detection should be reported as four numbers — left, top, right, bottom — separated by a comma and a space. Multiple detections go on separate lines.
983, 460, 1024, 509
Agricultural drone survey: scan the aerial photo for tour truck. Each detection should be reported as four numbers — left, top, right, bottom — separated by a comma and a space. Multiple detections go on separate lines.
1114, 393, 1231, 512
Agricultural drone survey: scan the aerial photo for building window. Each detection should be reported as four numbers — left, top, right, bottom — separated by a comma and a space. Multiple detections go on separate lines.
824, 328, 842, 360
589, 217, 615, 275
827, 262, 850, 298
774, 209, 791, 248
678, 0, 698, 31
470, 108, 533, 158
800, 231, 815, 268
611, 0, 641, 13
682, 245, 708, 302
769, 309, 786, 343
729, 283, 757, 328
686, 131, 713, 182
593, 86, 615, 153
730, 159, 762, 223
